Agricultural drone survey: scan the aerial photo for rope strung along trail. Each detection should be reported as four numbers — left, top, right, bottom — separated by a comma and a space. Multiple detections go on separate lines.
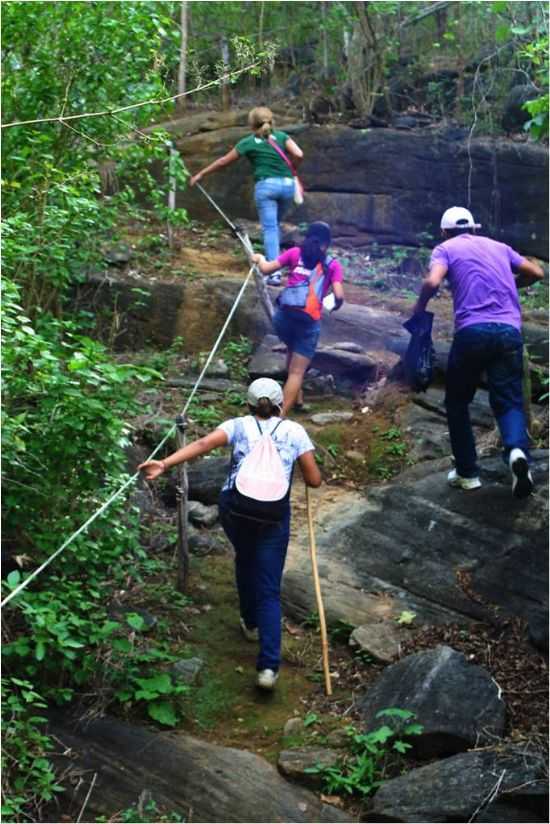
1, 60, 264, 130
195, 182, 274, 322
1, 265, 256, 609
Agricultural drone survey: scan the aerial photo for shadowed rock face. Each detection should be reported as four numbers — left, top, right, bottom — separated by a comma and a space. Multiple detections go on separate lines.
175, 122, 549, 259
366, 746, 547, 823
283, 452, 549, 630
47, 714, 355, 824
358, 645, 506, 757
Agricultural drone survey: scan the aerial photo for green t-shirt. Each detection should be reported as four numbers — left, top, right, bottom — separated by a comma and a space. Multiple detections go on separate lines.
235, 130, 291, 182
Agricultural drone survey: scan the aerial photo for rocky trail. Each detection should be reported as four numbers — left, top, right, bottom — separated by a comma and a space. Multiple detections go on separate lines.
50, 215, 550, 823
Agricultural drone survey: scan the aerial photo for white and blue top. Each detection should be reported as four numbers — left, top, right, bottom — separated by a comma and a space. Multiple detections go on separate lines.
217, 415, 315, 492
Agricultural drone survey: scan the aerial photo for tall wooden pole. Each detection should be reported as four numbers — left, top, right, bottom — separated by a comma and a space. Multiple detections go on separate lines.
306, 485, 332, 696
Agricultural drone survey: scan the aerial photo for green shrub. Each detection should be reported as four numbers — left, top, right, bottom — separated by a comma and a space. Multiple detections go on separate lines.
306, 708, 423, 798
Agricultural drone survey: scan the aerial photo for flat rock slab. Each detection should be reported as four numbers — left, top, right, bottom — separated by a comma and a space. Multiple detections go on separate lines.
278, 747, 340, 789
358, 645, 505, 757
283, 452, 548, 630
366, 746, 547, 823
310, 411, 354, 426
47, 714, 355, 823
349, 622, 406, 664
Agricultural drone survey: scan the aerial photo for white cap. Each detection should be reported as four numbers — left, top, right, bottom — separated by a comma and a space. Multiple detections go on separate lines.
440, 206, 481, 230
247, 378, 284, 409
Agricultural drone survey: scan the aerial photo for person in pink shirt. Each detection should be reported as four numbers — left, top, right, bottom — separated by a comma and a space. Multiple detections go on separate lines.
252, 222, 345, 415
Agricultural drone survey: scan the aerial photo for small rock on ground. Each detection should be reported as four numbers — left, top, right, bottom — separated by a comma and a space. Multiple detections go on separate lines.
188, 500, 219, 528
310, 411, 354, 425
349, 622, 405, 664
283, 717, 304, 737
170, 657, 205, 685
278, 747, 340, 789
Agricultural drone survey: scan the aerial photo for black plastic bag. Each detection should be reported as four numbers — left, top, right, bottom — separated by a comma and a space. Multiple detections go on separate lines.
402, 311, 436, 392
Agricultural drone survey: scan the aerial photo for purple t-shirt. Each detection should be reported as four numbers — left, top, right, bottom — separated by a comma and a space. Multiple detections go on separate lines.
277, 247, 343, 300
430, 234, 524, 332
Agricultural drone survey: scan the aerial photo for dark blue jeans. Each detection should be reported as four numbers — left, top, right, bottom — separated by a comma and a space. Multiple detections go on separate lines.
219, 492, 290, 672
445, 323, 530, 478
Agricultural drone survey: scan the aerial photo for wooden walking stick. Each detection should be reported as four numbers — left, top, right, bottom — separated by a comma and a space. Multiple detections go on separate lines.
306, 485, 332, 696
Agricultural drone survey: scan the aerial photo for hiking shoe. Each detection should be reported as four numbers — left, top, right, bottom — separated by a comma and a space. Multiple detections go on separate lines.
447, 469, 481, 491
239, 617, 259, 643
256, 669, 279, 690
266, 272, 282, 286
509, 448, 534, 499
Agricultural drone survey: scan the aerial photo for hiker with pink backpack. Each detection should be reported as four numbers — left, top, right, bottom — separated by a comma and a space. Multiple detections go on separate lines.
252, 221, 345, 415
190, 106, 304, 285
138, 378, 321, 690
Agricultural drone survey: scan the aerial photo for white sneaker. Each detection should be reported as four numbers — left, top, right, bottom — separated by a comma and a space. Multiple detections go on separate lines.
509, 448, 534, 499
239, 617, 259, 642
447, 469, 482, 491
256, 669, 279, 690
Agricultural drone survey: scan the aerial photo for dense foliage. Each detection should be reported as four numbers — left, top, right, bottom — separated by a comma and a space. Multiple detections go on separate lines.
1, 2, 547, 819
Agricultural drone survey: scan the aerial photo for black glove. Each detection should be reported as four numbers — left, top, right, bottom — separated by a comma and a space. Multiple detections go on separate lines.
333, 297, 344, 312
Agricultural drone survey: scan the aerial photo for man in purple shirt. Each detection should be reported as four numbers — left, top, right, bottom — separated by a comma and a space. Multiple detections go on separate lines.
414, 206, 544, 498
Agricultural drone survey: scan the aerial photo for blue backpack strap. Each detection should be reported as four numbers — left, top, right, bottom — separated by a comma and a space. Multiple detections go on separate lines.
254, 416, 264, 436
270, 419, 284, 438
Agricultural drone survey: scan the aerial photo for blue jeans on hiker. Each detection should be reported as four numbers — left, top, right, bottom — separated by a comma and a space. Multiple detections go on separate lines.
219, 491, 290, 672
254, 177, 295, 260
445, 322, 530, 478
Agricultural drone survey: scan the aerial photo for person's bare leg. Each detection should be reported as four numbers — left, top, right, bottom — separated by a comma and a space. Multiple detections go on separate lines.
285, 349, 304, 408
282, 352, 311, 416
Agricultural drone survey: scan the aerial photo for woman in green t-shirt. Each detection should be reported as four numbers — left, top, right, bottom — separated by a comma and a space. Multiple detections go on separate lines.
190, 107, 304, 284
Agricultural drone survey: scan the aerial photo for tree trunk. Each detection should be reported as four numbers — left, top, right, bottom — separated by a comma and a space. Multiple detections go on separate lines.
176, 1, 188, 113
220, 36, 230, 112
321, 1, 329, 80
348, 1, 384, 118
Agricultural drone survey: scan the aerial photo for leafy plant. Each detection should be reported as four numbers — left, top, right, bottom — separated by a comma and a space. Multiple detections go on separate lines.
396, 610, 417, 625
1, 678, 64, 821
330, 619, 355, 643
220, 336, 253, 381
306, 709, 423, 798
304, 711, 320, 728
96, 797, 186, 823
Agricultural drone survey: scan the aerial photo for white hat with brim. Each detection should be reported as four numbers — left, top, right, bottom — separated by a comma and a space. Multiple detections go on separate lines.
440, 206, 481, 230
247, 378, 284, 409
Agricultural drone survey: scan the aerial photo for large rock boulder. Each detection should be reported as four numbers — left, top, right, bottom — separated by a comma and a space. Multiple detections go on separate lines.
187, 457, 230, 505
173, 124, 548, 259
79, 272, 270, 351
47, 714, 354, 823
248, 334, 377, 392
358, 645, 506, 757
367, 746, 547, 823
283, 452, 549, 629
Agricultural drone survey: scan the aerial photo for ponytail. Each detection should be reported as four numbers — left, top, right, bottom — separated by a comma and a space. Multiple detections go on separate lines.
257, 122, 272, 138
249, 397, 279, 419
248, 106, 274, 139
300, 236, 325, 270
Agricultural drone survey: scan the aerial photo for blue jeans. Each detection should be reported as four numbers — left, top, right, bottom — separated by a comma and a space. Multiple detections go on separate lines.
445, 323, 530, 477
254, 177, 295, 260
219, 492, 290, 672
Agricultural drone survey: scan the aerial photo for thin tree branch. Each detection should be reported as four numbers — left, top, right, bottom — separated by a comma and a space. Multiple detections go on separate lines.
2, 59, 264, 129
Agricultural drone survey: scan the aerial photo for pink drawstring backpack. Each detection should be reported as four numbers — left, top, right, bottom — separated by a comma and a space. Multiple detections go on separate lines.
229, 419, 290, 523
